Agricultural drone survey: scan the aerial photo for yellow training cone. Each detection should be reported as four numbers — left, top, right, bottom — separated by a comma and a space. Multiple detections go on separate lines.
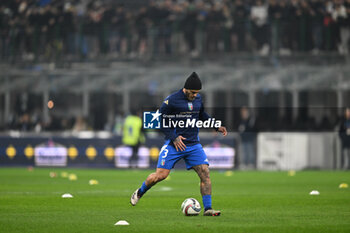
68, 174, 77, 181
339, 183, 348, 189
89, 179, 99, 185
288, 170, 296, 176
61, 172, 68, 178
225, 171, 234, 177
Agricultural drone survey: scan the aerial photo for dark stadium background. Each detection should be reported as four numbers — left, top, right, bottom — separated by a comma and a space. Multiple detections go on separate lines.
0, 0, 350, 170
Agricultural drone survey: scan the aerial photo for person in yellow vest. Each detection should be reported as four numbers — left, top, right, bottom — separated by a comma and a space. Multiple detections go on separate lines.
122, 110, 145, 168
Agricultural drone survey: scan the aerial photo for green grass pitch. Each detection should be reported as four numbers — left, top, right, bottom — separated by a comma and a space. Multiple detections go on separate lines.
0, 168, 349, 233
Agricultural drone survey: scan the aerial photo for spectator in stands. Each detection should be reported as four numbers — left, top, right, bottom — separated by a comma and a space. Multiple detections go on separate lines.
17, 113, 34, 131
298, 0, 313, 51
147, 0, 161, 55
222, 3, 233, 52
105, 4, 119, 55
269, 0, 282, 54
182, 1, 198, 55
238, 106, 257, 169
44, 115, 64, 131
326, 0, 341, 51
344, 0, 350, 55
206, 2, 225, 53
26, 6, 41, 58
338, 107, 350, 170
251, 0, 269, 54
135, 6, 149, 57
171, 2, 186, 55
332, 0, 349, 55
79, 2, 95, 58
196, 1, 208, 54
0, 5, 9, 59
45, 5, 63, 60
309, 0, 325, 54
62, 3, 77, 56
279, 0, 292, 54
287, 0, 300, 51
157, 0, 173, 55
231, 0, 248, 51
1, 0, 350, 62
72, 116, 88, 132
86, 2, 104, 57
323, 1, 334, 50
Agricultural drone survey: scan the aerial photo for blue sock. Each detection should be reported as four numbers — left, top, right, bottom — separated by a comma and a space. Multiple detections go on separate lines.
202, 195, 212, 211
138, 181, 150, 197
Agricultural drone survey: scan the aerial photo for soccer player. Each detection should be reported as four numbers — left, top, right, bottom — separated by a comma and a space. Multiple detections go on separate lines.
130, 72, 227, 216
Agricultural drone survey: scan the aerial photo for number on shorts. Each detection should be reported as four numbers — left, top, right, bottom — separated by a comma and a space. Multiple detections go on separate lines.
160, 145, 169, 159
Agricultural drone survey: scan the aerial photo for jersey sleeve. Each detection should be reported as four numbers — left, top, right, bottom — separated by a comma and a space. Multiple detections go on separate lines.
199, 101, 219, 131
159, 97, 178, 141
199, 101, 211, 121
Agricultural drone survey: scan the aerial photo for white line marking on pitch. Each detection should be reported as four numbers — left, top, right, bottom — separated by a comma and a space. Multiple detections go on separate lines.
154, 186, 173, 192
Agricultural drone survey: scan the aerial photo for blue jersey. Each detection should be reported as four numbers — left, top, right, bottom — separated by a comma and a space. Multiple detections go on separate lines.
159, 89, 211, 146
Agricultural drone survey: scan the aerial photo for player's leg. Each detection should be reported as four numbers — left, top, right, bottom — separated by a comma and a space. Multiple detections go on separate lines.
192, 164, 211, 196
184, 144, 220, 216
131, 168, 170, 206
193, 165, 212, 209
192, 164, 220, 216
131, 143, 180, 206
141, 168, 171, 195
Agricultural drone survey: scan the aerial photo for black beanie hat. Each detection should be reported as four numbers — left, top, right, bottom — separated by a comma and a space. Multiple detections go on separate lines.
184, 72, 202, 90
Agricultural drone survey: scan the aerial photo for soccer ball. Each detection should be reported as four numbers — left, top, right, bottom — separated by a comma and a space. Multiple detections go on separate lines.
181, 198, 201, 216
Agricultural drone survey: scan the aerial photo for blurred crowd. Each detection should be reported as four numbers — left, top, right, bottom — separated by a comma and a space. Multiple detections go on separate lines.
1, 0, 350, 62
2, 107, 345, 133
5, 112, 91, 132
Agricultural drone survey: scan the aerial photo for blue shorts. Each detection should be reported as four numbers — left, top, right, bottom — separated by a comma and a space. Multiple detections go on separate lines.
157, 142, 209, 170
